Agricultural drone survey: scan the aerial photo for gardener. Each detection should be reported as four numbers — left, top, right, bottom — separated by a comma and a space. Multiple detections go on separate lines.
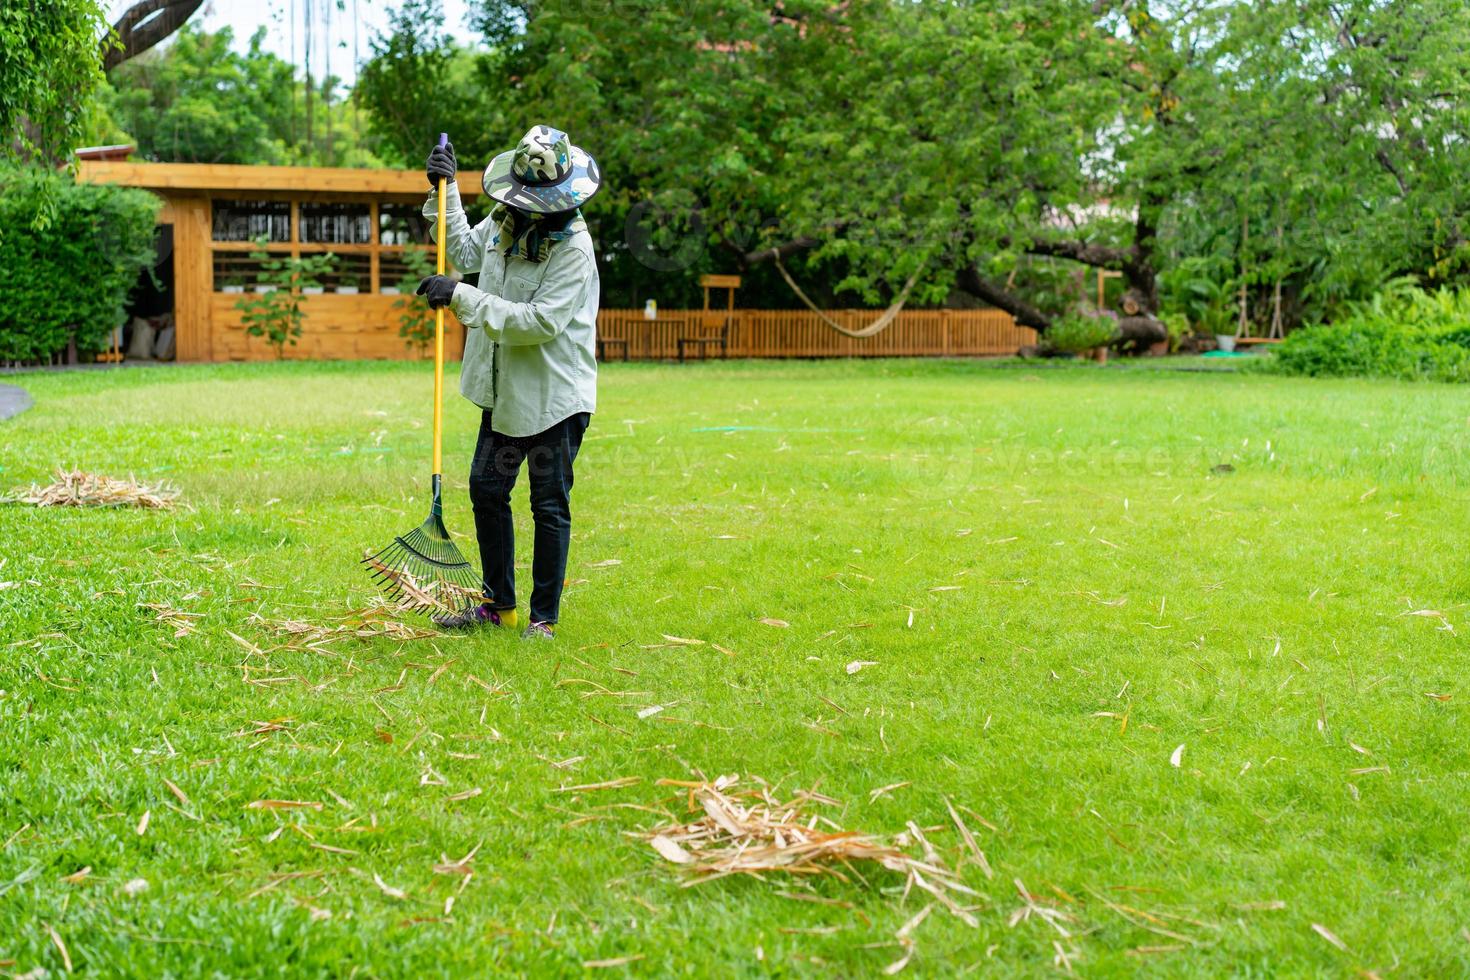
415, 126, 602, 640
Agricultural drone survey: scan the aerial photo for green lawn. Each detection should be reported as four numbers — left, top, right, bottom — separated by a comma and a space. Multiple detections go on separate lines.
2, 359, 1467, 977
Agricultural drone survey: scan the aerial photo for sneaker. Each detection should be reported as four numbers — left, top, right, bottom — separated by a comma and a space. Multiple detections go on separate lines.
432, 603, 518, 631
520, 620, 555, 641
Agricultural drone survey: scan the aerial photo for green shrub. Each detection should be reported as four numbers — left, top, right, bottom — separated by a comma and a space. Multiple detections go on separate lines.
1159, 311, 1189, 352
1272, 285, 1470, 382
1045, 312, 1118, 354
0, 167, 159, 362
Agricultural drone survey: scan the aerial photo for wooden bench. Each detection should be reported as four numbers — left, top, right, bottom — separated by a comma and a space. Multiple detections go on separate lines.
1233, 336, 1283, 346
678, 312, 732, 363
596, 337, 629, 362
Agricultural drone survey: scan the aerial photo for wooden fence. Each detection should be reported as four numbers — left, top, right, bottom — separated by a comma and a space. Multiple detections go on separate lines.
596, 308, 1033, 359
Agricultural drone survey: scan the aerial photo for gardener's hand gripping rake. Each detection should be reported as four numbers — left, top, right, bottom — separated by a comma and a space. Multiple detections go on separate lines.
363, 133, 480, 610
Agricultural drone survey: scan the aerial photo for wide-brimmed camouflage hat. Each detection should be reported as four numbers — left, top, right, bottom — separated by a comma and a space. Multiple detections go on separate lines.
482, 125, 601, 215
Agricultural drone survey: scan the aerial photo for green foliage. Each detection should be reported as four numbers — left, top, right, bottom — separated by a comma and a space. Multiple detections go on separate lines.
0, 167, 158, 362
0, 0, 110, 169
392, 247, 438, 353
354, 1, 494, 169
1272, 286, 1470, 382
1160, 312, 1189, 353
233, 238, 337, 358
1044, 311, 1119, 354
435, 0, 1470, 324
101, 24, 384, 167
1160, 259, 1229, 328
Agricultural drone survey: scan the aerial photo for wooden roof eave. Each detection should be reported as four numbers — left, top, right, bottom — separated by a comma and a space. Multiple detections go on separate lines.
76, 161, 487, 200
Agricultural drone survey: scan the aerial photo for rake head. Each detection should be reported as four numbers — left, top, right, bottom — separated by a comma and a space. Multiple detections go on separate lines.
362, 484, 480, 611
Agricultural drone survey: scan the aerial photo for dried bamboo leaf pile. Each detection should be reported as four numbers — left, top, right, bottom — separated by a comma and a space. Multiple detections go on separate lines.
4, 468, 180, 508
642, 775, 982, 927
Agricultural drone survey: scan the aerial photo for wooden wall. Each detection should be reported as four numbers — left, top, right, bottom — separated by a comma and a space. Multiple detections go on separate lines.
208, 294, 466, 361
154, 186, 467, 362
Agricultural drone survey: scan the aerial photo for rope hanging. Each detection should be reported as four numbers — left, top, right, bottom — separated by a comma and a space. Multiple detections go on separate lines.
771, 250, 927, 339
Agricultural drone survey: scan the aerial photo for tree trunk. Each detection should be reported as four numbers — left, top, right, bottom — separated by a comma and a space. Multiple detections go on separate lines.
956, 266, 1053, 332
102, 0, 204, 71
1114, 315, 1167, 350
1125, 196, 1164, 314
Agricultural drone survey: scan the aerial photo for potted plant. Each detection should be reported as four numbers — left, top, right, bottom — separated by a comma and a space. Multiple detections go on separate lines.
1159, 261, 1237, 352
1196, 298, 1237, 351
1157, 311, 1188, 355
221, 276, 245, 294
297, 251, 336, 297
335, 274, 360, 295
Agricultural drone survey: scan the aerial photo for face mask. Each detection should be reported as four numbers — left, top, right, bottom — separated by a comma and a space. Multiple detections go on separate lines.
496, 205, 581, 262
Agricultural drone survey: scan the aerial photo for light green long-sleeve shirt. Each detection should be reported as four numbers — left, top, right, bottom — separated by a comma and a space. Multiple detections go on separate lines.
424, 182, 599, 437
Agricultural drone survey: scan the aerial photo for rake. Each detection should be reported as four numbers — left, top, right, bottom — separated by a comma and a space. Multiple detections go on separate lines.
363, 132, 480, 610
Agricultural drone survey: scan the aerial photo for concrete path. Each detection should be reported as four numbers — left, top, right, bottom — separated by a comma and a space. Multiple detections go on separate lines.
0, 384, 32, 422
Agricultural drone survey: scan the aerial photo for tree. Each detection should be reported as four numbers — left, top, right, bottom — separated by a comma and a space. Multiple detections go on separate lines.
427, 0, 1470, 331
0, 1, 112, 167
102, 24, 385, 167
354, 0, 498, 169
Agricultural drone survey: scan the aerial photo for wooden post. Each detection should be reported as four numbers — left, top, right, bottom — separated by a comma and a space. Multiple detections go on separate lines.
1096, 269, 1123, 311
1270, 223, 1284, 339
369, 201, 380, 294
1237, 210, 1250, 338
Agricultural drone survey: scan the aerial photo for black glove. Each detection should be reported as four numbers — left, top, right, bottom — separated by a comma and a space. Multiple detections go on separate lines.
426, 140, 457, 189
416, 275, 458, 309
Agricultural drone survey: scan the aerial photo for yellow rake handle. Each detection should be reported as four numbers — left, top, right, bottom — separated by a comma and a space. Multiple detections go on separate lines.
432, 132, 448, 477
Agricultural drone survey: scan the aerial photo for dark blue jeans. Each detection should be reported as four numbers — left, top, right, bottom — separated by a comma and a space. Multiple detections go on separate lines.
468, 411, 590, 624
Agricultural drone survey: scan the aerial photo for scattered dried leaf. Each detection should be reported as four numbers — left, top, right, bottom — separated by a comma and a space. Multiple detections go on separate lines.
583, 955, 645, 969
246, 800, 324, 811
1312, 922, 1349, 952
372, 873, 407, 900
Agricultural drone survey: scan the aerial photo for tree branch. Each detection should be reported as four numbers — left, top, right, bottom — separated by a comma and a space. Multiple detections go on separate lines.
1375, 147, 1410, 196
739, 236, 822, 269
956, 266, 1053, 332
1021, 237, 1136, 269
102, 0, 204, 72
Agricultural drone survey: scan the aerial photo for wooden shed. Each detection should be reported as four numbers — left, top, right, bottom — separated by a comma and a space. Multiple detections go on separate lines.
77, 160, 487, 362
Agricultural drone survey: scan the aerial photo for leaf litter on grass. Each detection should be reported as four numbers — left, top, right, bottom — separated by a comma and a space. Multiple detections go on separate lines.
247, 597, 446, 649
141, 602, 203, 637
4, 468, 181, 508
637, 775, 982, 971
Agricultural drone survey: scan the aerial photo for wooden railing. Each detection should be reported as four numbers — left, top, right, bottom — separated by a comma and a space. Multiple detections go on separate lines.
596, 308, 1033, 359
